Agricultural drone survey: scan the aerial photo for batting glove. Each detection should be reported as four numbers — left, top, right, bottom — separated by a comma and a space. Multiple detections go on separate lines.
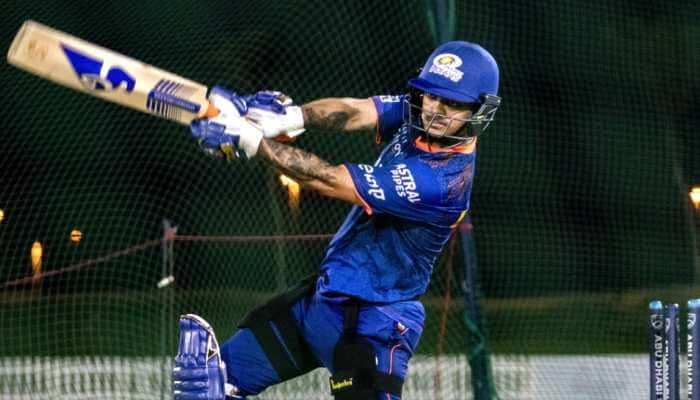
190, 86, 263, 160
245, 91, 305, 140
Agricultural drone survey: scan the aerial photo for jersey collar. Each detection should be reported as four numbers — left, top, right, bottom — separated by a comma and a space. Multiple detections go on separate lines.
413, 136, 473, 154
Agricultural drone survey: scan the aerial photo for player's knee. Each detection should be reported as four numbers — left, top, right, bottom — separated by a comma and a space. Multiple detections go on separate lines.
329, 335, 404, 400
173, 314, 241, 400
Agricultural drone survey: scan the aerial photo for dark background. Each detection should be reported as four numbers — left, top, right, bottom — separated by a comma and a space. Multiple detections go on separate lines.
0, 0, 698, 397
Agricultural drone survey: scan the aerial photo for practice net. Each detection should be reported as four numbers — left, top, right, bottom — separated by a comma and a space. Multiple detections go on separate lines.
1, 0, 699, 399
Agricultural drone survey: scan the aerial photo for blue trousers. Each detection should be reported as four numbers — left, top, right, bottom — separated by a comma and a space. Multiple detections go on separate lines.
221, 288, 424, 399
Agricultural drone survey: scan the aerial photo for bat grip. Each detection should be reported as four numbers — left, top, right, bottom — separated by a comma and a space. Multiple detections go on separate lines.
204, 102, 220, 118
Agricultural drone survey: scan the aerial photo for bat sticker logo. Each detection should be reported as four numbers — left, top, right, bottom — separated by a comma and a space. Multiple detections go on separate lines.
61, 44, 135, 92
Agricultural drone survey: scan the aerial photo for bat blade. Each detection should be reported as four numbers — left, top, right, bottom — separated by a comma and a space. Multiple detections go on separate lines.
7, 20, 217, 125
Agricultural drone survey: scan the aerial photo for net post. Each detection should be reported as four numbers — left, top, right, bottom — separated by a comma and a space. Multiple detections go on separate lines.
160, 218, 177, 399
459, 217, 498, 400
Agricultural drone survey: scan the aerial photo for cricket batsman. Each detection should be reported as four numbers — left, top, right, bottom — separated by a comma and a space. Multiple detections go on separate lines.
173, 41, 501, 399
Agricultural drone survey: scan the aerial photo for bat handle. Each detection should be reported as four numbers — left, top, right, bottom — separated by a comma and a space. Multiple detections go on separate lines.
203, 102, 220, 118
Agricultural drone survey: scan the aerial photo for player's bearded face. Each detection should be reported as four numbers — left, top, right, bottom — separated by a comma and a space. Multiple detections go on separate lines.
420, 93, 473, 137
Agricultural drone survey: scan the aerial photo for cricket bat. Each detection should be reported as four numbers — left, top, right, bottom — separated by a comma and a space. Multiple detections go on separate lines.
7, 20, 219, 124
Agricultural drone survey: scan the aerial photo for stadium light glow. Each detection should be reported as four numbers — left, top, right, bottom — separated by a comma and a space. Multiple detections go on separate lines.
31, 241, 43, 274
0, 209, 4, 223
691, 187, 700, 211
279, 174, 301, 210
70, 229, 83, 244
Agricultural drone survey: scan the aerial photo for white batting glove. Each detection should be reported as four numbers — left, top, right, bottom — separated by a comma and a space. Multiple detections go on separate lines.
191, 117, 263, 160
245, 91, 305, 139
190, 87, 263, 159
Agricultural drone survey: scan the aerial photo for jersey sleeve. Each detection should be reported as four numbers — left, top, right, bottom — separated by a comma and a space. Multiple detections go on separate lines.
344, 159, 458, 225
370, 95, 407, 143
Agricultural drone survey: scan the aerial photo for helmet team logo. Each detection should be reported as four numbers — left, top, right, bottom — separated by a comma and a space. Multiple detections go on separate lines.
61, 44, 136, 92
428, 53, 464, 82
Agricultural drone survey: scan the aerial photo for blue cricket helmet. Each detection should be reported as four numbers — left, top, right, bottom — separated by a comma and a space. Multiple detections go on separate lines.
408, 41, 499, 104
404, 41, 502, 145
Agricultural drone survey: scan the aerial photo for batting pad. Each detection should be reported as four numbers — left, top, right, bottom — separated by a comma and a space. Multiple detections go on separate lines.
173, 314, 238, 399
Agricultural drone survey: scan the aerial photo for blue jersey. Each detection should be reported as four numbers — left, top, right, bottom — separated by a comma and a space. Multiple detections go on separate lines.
317, 95, 477, 302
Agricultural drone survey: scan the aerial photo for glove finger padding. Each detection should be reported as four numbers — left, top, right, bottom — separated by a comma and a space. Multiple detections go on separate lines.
209, 86, 248, 117
245, 90, 291, 113
245, 90, 305, 139
173, 314, 232, 400
210, 116, 262, 159
190, 119, 240, 160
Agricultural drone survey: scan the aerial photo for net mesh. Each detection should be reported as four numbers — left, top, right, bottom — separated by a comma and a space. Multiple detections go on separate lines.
1, 0, 699, 399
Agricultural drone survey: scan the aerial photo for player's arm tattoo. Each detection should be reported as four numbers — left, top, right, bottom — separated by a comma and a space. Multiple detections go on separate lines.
258, 138, 338, 184
300, 98, 376, 133
302, 106, 351, 133
258, 138, 360, 205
